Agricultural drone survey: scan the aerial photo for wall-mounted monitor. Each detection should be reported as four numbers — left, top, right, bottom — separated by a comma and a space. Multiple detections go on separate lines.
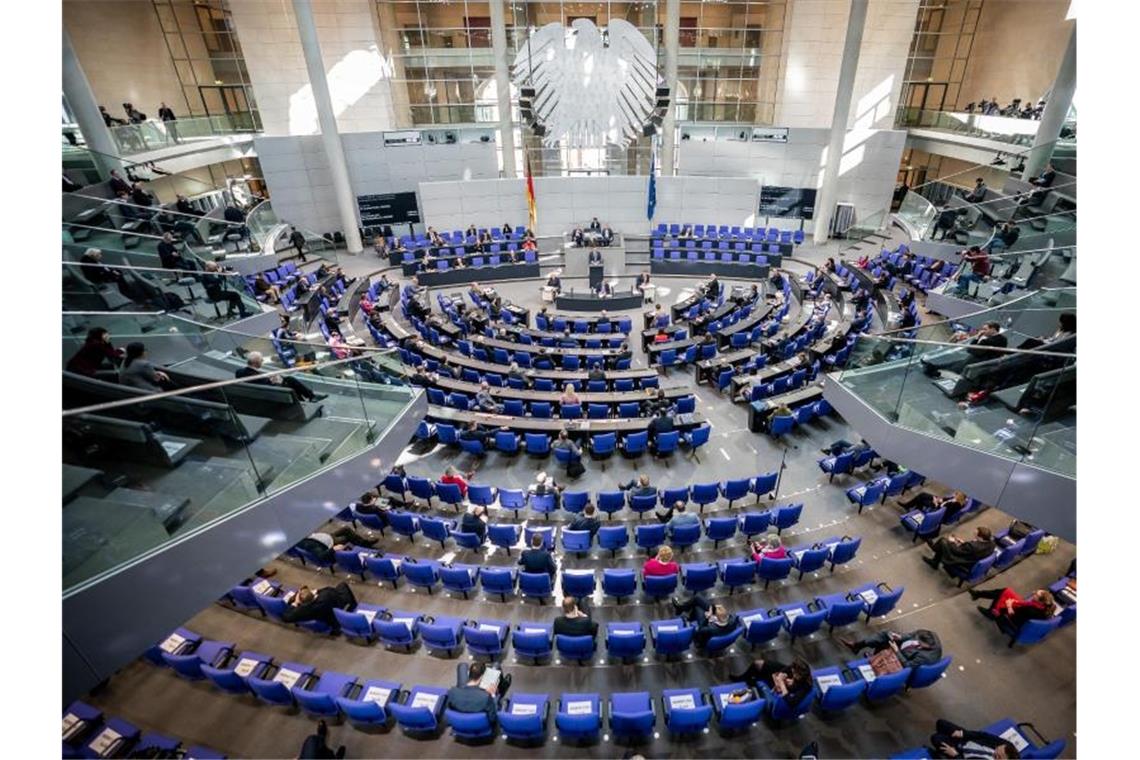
357, 192, 421, 227
759, 186, 816, 219
751, 126, 789, 143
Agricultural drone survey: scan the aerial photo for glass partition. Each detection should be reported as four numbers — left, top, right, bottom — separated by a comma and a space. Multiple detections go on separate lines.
836, 289, 1075, 478
936, 245, 1075, 307
62, 311, 415, 594
88, 113, 259, 158
896, 191, 938, 240
898, 109, 1077, 149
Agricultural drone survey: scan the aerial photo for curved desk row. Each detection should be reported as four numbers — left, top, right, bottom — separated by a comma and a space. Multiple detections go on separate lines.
413, 261, 540, 287
651, 258, 771, 280
410, 372, 689, 406
426, 405, 707, 435
555, 289, 644, 312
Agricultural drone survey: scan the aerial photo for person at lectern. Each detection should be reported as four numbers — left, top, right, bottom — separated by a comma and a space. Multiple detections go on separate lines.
588, 248, 603, 265
588, 217, 601, 231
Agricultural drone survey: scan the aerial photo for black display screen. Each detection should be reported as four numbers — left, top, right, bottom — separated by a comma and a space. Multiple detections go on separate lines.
759, 186, 816, 219
357, 191, 421, 227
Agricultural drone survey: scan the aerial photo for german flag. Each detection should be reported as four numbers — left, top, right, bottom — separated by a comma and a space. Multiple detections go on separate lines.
525, 155, 537, 232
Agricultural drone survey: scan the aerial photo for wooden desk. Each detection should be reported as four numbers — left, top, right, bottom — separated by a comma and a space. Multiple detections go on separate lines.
555, 289, 643, 312
427, 405, 707, 435
409, 339, 655, 386
408, 372, 689, 406
470, 334, 628, 359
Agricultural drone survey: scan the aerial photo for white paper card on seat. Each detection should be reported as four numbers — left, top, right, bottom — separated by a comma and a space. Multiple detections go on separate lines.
656, 624, 679, 632
359, 609, 378, 624
668, 694, 696, 710
478, 623, 502, 632
62, 714, 80, 739
784, 608, 804, 622
159, 632, 186, 654
252, 579, 273, 595
523, 627, 547, 634
1000, 728, 1030, 751
392, 617, 415, 632
274, 668, 303, 689
858, 589, 879, 605
857, 664, 877, 682
90, 728, 122, 757
363, 686, 392, 705
566, 700, 593, 715
816, 674, 843, 693
233, 658, 259, 677
612, 628, 637, 636
411, 692, 439, 710
512, 703, 538, 715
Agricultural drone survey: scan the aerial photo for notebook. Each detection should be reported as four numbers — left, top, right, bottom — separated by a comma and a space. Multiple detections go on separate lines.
158, 632, 186, 655
233, 658, 259, 678
478, 666, 502, 693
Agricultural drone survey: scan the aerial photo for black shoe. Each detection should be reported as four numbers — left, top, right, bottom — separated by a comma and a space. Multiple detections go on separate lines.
922, 556, 939, 569
670, 597, 684, 615
967, 589, 981, 600
497, 673, 512, 698
310, 393, 328, 401
977, 605, 995, 618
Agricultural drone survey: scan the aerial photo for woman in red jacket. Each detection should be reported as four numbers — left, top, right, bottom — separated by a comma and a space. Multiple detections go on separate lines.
439, 465, 474, 498
643, 545, 679, 576
970, 586, 1056, 629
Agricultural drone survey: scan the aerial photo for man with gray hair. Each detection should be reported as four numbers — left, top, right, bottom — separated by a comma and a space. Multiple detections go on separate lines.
235, 351, 325, 402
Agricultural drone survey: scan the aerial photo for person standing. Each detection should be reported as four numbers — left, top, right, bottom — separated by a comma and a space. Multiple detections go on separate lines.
289, 226, 309, 262
157, 102, 179, 143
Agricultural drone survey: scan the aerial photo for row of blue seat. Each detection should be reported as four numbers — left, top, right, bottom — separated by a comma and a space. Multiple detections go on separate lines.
289, 534, 863, 604
63, 700, 223, 759
652, 249, 779, 264
653, 223, 803, 245
143, 628, 945, 745
410, 250, 540, 273
377, 471, 782, 518
399, 346, 656, 388
891, 718, 1066, 759
420, 424, 710, 461
351, 505, 804, 557
423, 387, 695, 419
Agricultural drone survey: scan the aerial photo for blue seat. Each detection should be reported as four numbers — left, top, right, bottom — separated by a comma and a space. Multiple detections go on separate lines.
642, 572, 678, 600
529, 401, 552, 418
751, 471, 778, 500
248, 662, 316, 707
812, 668, 866, 713
517, 432, 549, 459
721, 477, 751, 508
390, 685, 448, 736
860, 663, 913, 702
480, 567, 517, 601
590, 432, 616, 465
561, 529, 593, 557
757, 556, 794, 588
764, 682, 816, 721
900, 506, 946, 542
773, 503, 803, 533
739, 511, 772, 537
597, 525, 629, 557
709, 682, 765, 731
671, 522, 702, 552
681, 562, 718, 594
740, 609, 784, 647
556, 693, 601, 743
828, 536, 862, 571
791, 545, 830, 579
503, 399, 525, 416
332, 679, 401, 729
981, 718, 1066, 759
769, 415, 795, 438
82, 717, 140, 758
690, 482, 719, 513
561, 490, 589, 514
661, 688, 712, 736
499, 489, 528, 518
651, 618, 695, 657
818, 451, 854, 481
498, 693, 550, 743
779, 602, 828, 641
402, 561, 440, 594
635, 523, 667, 553
814, 592, 865, 631
561, 403, 582, 420
946, 552, 996, 587
653, 430, 680, 457
420, 517, 454, 549
495, 430, 520, 455
618, 402, 640, 419
162, 639, 234, 681
530, 492, 557, 516
609, 691, 656, 742
602, 568, 636, 602
705, 517, 737, 548
520, 572, 554, 603
376, 612, 422, 651
555, 634, 596, 664
440, 565, 480, 599
597, 490, 626, 518
846, 481, 886, 513
512, 622, 553, 662
389, 511, 420, 542
561, 569, 596, 599
201, 651, 274, 695
293, 670, 359, 717
1002, 615, 1063, 647
463, 619, 509, 658
621, 431, 648, 457
603, 622, 646, 661
365, 555, 402, 588
628, 492, 658, 519
908, 656, 952, 688
702, 624, 744, 656
720, 559, 755, 593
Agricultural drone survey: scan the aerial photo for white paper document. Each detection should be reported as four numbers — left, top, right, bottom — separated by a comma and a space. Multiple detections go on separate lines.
816, 674, 843, 693
511, 703, 538, 715
566, 700, 593, 715
668, 694, 696, 710
857, 664, 877, 682
273, 668, 303, 689
410, 692, 440, 710
159, 632, 186, 654
1000, 728, 1030, 752
89, 728, 122, 757
233, 658, 259, 678
362, 686, 392, 705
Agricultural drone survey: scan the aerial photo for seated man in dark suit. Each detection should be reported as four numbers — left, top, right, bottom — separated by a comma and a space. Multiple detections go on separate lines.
458, 420, 494, 448
600, 224, 614, 246
648, 411, 675, 452
236, 351, 326, 402
281, 582, 357, 632
518, 532, 557, 576
927, 719, 1019, 759
588, 217, 601, 231
840, 628, 943, 669
546, 271, 563, 293
553, 597, 598, 637
568, 503, 601, 536
445, 661, 512, 728
924, 526, 996, 573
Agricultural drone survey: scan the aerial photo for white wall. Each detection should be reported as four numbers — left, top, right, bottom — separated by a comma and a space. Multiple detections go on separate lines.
256, 132, 499, 233
418, 176, 761, 237
677, 127, 906, 221
229, 0, 396, 136
850, 0, 920, 130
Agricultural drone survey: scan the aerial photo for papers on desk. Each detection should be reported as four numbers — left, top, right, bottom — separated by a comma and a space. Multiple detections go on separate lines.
410, 692, 440, 710
511, 703, 539, 715
62, 713, 82, 740
783, 608, 805, 623
1000, 727, 1030, 751
159, 632, 186, 655
566, 700, 594, 715
668, 693, 697, 710
273, 668, 303, 689
362, 686, 392, 705
857, 664, 877, 683
816, 674, 844, 693
858, 589, 879, 605
252, 579, 274, 596
89, 727, 122, 757
233, 658, 259, 678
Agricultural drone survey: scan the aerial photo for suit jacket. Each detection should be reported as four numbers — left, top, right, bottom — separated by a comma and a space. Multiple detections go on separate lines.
649, 416, 674, 438
110, 176, 132, 196
568, 515, 600, 535
941, 537, 996, 570
519, 548, 557, 576
588, 250, 602, 264
553, 615, 597, 638
445, 685, 497, 725
281, 582, 356, 629
694, 615, 739, 648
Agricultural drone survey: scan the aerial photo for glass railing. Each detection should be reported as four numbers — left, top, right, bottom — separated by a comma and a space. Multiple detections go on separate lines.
895, 191, 938, 240
898, 108, 1077, 149
245, 200, 341, 267
935, 245, 1075, 306
62, 311, 415, 594
835, 289, 1075, 478
80, 113, 260, 157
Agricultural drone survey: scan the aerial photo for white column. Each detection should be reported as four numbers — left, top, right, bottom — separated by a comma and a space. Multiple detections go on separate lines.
1023, 26, 1076, 179
489, 0, 518, 178
812, 0, 868, 244
660, 0, 680, 175
62, 26, 122, 179
292, 0, 363, 254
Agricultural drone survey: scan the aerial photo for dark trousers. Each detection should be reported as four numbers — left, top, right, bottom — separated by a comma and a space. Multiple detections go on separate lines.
207, 288, 250, 317
735, 660, 784, 690
674, 594, 710, 624
283, 375, 317, 401
824, 439, 853, 455
331, 527, 374, 547
930, 719, 969, 759
851, 631, 893, 653
900, 492, 938, 511
298, 734, 344, 759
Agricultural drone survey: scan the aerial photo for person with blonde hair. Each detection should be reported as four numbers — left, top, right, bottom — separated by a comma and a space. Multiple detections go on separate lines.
560, 382, 580, 406
643, 545, 679, 576
970, 586, 1057, 630
750, 532, 787, 561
